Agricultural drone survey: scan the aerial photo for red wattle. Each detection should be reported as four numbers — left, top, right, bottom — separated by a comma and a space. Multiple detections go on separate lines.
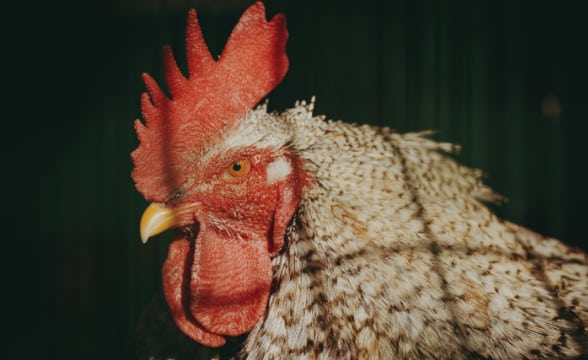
162, 238, 226, 347
162, 228, 273, 346
189, 230, 273, 336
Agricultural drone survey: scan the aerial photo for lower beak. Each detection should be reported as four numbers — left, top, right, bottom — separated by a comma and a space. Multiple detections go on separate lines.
139, 202, 201, 243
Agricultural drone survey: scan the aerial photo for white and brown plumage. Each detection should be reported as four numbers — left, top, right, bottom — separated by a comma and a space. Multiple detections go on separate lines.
132, 3, 588, 359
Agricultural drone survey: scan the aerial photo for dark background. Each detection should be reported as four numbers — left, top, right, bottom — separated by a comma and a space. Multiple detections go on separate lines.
9, 0, 588, 358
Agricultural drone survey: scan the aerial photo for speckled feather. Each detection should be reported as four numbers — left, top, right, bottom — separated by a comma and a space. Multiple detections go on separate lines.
220, 99, 588, 359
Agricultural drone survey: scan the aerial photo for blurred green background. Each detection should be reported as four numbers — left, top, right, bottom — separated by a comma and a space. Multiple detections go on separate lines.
12, 0, 587, 358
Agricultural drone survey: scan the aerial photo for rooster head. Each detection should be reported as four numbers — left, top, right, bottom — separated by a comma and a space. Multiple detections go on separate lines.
131, 2, 302, 347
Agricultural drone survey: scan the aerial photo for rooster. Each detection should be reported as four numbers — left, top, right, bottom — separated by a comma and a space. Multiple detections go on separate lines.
132, 2, 588, 359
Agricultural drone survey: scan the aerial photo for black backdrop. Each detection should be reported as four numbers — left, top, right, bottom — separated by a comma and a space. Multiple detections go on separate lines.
10, 0, 588, 358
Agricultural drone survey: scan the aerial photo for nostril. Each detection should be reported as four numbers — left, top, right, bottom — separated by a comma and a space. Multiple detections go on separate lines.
165, 189, 185, 205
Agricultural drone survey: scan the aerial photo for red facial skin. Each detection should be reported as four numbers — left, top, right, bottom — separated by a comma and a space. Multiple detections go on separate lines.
161, 148, 304, 347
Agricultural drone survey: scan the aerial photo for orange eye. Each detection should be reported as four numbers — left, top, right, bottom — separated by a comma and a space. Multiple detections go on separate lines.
227, 159, 251, 178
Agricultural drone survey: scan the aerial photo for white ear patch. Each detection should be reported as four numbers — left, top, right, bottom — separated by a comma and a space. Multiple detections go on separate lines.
266, 157, 292, 184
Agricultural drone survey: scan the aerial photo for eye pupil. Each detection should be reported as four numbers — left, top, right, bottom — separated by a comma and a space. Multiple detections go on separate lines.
232, 163, 242, 172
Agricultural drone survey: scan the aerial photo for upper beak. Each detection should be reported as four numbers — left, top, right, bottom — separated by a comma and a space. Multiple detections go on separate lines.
139, 202, 201, 243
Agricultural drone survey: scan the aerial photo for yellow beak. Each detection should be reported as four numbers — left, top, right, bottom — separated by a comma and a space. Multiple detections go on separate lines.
140, 203, 177, 243
139, 202, 201, 243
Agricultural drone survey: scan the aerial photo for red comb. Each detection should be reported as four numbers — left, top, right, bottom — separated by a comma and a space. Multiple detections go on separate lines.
131, 2, 289, 202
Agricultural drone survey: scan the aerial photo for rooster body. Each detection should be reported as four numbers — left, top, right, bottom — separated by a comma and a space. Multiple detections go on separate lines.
132, 3, 588, 359
235, 102, 587, 359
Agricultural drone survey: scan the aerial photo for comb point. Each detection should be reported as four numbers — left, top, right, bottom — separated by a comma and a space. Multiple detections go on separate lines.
141, 73, 167, 107
185, 8, 214, 78
162, 45, 187, 98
